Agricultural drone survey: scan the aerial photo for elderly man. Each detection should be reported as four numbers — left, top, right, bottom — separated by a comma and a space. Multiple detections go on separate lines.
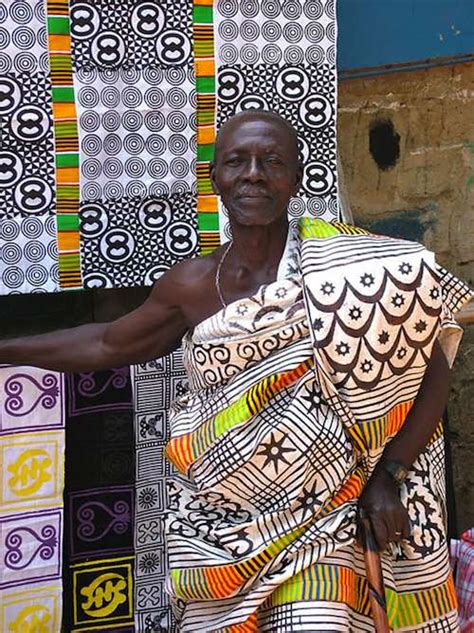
1, 111, 471, 631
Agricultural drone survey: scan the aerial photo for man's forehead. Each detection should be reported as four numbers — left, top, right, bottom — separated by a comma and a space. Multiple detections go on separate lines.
216, 113, 297, 152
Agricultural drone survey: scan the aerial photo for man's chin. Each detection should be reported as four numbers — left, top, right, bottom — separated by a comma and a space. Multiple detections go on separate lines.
227, 203, 286, 226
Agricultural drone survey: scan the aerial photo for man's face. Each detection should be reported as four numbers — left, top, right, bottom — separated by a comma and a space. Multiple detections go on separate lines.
210, 117, 302, 227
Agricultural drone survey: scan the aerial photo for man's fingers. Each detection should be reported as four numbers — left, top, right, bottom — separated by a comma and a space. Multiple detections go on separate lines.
370, 516, 388, 552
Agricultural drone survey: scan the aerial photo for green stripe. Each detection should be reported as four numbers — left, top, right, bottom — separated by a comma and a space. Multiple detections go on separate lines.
197, 111, 215, 124
198, 213, 219, 231
57, 214, 80, 231
56, 186, 79, 199
197, 182, 214, 195
193, 5, 213, 22
194, 42, 214, 56
52, 86, 75, 102
59, 255, 81, 270
51, 57, 72, 69
56, 153, 79, 168
196, 76, 215, 93
197, 144, 214, 162
54, 122, 78, 136
48, 16, 69, 34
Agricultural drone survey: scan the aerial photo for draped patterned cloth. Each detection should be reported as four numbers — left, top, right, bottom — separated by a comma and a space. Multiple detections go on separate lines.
164, 219, 472, 632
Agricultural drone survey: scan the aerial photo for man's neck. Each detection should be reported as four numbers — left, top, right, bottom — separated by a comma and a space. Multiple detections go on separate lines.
229, 217, 289, 273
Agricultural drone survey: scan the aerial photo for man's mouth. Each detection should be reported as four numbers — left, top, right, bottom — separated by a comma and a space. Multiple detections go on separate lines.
238, 193, 270, 199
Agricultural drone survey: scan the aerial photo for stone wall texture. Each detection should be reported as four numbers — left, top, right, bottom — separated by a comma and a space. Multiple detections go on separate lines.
338, 61, 474, 531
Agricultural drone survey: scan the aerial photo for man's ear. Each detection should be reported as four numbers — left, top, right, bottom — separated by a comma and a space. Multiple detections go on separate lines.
209, 161, 219, 195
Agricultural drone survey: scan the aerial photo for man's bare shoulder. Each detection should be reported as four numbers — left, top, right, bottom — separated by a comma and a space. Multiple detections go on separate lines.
149, 248, 223, 306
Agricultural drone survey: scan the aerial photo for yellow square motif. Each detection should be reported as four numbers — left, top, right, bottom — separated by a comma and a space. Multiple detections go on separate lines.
0, 581, 61, 632
0, 432, 64, 515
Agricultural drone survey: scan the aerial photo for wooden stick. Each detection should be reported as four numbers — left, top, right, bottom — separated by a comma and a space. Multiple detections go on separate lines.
360, 516, 391, 633
456, 300, 474, 325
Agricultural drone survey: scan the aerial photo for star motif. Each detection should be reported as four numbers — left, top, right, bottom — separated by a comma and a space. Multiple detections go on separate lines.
321, 281, 335, 296
336, 341, 350, 356
257, 432, 295, 474
397, 346, 407, 359
300, 382, 323, 412
275, 287, 287, 299
313, 317, 324, 331
360, 273, 375, 287
391, 293, 406, 308
399, 262, 413, 275
360, 359, 373, 374
429, 287, 440, 300
295, 481, 322, 514
414, 320, 427, 333
349, 306, 362, 321
236, 304, 248, 316
378, 330, 390, 345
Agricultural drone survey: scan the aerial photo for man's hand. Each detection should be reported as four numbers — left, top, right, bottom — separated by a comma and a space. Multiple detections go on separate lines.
358, 469, 410, 551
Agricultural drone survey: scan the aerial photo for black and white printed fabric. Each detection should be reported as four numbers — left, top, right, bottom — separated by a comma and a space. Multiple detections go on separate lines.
215, 0, 338, 240
0, 0, 59, 294
70, 0, 199, 288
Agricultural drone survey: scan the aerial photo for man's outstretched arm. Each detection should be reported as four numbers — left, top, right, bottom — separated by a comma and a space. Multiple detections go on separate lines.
0, 268, 189, 373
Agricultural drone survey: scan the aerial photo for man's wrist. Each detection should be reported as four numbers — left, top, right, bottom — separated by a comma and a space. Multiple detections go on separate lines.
380, 459, 409, 486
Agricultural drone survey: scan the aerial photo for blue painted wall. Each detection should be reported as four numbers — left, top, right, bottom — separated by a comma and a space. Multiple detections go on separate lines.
338, 0, 474, 71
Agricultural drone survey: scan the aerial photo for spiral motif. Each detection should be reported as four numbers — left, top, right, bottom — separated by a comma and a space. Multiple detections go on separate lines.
148, 157, 169, 179
103, 133, 122, 155
0, 219, 20, 241
2, 266, 24, 289
1, 243, 22, 265
220, 43, 238, 64
123, 133, 145, 155
4, 372, 59, 416
218, 0, 238, 18
126, 180, 147, 198
10, 2, 33, 24
80, 111, 100, 133
24, 241, 46, 264
123, 110, 143, 132
0, 52, 12, 72
125, 157, 146, 178
103, 157, 123, 179
145, 111, 165, 132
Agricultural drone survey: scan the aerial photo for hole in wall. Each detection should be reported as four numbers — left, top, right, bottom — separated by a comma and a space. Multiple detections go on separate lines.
369, 118, 400, 170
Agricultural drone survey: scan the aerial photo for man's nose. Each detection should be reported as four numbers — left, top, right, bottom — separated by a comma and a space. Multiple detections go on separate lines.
244, 157, 265, 181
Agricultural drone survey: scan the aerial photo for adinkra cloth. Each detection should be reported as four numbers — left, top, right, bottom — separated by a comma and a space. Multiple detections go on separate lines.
164, 219, 472, 632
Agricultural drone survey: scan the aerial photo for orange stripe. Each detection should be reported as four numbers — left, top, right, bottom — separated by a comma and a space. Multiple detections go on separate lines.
57, 232, 80, 250
194, 0, 213, 4
198, 125, 216, 145
195, 58, 215, 76
56, 166, 79, 183
53, 102, 76, 118
197, 195, 218, 213
48, 33, 71, 51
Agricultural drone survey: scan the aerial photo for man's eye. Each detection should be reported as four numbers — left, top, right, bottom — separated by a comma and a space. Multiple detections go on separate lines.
267, 156, 283, 164
226, 158, 241, 166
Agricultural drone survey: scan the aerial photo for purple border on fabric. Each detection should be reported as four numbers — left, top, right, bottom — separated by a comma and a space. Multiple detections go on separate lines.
0, 508, 63, 589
